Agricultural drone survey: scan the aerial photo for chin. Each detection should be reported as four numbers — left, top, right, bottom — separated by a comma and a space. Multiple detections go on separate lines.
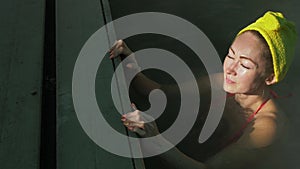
223, 84, 237, 94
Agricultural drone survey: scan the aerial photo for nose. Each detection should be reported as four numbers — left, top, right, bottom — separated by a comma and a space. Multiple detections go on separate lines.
225, 60, 238, 75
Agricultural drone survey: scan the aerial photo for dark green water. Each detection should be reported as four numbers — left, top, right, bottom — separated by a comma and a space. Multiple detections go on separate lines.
109, 1, 300, 168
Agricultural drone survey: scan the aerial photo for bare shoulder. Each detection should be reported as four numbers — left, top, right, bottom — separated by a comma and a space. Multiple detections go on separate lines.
249, 113, 277, 147
239, 99, 287, 148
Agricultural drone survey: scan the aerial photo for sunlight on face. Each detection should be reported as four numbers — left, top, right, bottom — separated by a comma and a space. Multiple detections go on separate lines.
223, 31, 268, 94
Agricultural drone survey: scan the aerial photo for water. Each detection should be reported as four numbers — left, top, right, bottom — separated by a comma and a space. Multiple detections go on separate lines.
109, 0, 300, 168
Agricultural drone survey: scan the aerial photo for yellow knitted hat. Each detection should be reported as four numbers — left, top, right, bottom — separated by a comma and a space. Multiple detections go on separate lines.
238, 11, 297, 82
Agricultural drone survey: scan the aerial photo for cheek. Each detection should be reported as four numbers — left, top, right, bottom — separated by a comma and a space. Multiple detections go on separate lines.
236, 67, 248, 76
238, 72, 264, 91
236, 69, 257, 85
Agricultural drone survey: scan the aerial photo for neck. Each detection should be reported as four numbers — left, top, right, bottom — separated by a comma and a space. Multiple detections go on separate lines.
234, 87, 270, 111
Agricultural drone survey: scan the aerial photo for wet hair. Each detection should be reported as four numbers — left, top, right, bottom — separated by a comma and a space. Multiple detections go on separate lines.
247, 30, 274, 77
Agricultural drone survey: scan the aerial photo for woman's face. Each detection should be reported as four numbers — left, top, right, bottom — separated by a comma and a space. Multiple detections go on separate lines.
223, 31, 269, 94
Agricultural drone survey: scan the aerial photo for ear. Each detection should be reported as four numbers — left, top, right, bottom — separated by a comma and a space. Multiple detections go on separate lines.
265, 73, 276, 85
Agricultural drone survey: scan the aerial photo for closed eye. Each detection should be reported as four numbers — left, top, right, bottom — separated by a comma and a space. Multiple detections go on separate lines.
241, 64, 250, 69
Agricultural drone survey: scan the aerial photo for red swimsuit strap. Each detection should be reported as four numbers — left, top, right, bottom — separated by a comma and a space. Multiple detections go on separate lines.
221, 89, 291, 148
221, 94, 271, 148
231, 98, 270, 140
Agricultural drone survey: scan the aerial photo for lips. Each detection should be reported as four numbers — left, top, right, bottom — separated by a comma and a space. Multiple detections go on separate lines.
226, 76, 236, 84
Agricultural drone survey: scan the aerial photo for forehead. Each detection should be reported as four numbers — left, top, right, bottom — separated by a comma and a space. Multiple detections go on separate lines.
231, 31, 266, 62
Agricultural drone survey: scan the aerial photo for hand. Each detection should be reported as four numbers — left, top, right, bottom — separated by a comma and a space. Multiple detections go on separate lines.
109, 40, 133, 59
121, 103, 160, 137
122, 104, 174, 156
109, 40, 141, 72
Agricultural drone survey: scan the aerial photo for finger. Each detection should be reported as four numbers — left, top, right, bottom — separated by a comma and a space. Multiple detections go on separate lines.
123, 121, 144, 128
108, 40, 122, 57
127, 126, 134, 131
123, 121, 129, 126
122, 109, 139, 117
109, 49, 119, 59
109, 53, 118, 59
123, 110, 140, 121
108, 42, 117, 53
110, 40, 118, 50
109, 49, 115, 59
109, 54, 114, 59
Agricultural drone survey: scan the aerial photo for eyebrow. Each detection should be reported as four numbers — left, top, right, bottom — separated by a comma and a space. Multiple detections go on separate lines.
229, 47, 258, 67
229, 47, 235, 55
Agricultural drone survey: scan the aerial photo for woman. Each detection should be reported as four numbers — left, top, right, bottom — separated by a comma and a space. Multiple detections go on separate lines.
109, 11, 297, 169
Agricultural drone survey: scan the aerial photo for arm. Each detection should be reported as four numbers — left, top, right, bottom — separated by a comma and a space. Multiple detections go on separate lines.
122, 107, 279, 169
109, 40, 223, 97
109, 40, 161, 96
